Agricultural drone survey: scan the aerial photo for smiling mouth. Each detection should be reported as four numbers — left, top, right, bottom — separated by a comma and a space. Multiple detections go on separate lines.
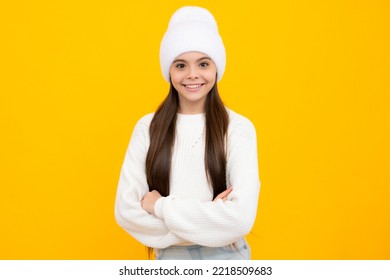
183, 83, 204, 89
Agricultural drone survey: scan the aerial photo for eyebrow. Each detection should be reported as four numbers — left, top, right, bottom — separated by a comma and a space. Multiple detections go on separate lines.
172, 56, 212, 64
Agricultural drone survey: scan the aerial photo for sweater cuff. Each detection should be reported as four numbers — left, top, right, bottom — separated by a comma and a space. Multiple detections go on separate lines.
154, 197, 165, 219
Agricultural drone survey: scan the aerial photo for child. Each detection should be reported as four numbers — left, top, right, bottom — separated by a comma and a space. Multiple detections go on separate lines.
115, 6, 260, 260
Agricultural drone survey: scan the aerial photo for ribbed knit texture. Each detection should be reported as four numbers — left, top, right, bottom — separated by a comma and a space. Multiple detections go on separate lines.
115, 108, 260, 249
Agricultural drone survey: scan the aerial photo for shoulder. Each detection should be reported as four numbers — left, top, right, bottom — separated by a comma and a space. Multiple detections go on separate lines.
131, 112, 155, 133
127, 112, 155, 141
225, 107, 257, 140
136, 112, 155, 127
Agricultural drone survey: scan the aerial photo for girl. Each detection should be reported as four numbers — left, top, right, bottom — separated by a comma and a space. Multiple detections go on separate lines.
115, 6, 260, 260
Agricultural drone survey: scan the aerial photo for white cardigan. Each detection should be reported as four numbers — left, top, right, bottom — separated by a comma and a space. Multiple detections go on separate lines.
115, 108, 260, 249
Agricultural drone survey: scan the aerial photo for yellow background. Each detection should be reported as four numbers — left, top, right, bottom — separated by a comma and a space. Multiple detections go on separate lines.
1, 0, 389, 259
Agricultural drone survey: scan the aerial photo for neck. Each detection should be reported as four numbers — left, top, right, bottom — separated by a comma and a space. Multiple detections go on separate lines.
178, 102, 205, 115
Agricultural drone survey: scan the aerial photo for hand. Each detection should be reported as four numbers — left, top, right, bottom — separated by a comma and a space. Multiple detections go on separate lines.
141, 190, 162, 215
213, 186, 233, 202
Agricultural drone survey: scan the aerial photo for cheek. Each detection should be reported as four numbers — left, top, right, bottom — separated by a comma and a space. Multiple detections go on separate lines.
169, 70, 184, 84
205, 73, 217, 85
169, 74, 183, 92
204, 68, 217, 82
170, 77, 182, 91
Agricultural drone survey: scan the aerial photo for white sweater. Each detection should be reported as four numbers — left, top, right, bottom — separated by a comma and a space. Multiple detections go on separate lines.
115, 108, 260, 249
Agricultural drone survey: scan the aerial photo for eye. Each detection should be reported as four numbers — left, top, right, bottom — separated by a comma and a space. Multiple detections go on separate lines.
175, 63, 185, 69
199, 62, 209, 67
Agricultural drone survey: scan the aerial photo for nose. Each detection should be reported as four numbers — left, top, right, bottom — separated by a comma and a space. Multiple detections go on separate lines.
187, 66, 199, 79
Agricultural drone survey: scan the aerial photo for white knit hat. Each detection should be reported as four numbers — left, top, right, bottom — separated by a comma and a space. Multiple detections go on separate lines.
159, 6, 226, 83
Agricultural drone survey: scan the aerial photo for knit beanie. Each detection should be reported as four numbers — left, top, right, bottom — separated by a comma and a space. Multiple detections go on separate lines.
159, 6, 226, 83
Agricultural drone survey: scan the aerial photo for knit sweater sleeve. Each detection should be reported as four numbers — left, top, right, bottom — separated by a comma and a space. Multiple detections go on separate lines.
154, 116, 261, 247
114, 115, 186, 248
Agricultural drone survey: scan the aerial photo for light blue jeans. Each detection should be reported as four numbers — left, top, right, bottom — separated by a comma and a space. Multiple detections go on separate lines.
154, 238, 250, 260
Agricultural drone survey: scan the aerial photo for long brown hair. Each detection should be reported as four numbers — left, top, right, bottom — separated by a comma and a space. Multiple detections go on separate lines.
146, 81, 229, 199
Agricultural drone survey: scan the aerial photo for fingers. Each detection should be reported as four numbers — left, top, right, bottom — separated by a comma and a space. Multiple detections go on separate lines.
213, 186, 233, 202
222, 187, 233, 200
214, 191, 226, 201
220, 186, 233, 197
141, 190, 162, 215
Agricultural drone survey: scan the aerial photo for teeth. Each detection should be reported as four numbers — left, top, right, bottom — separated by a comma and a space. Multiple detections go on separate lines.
185, 84, 202, 89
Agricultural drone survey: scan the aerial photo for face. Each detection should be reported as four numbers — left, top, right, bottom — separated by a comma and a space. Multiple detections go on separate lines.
169, 52, 217, 114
